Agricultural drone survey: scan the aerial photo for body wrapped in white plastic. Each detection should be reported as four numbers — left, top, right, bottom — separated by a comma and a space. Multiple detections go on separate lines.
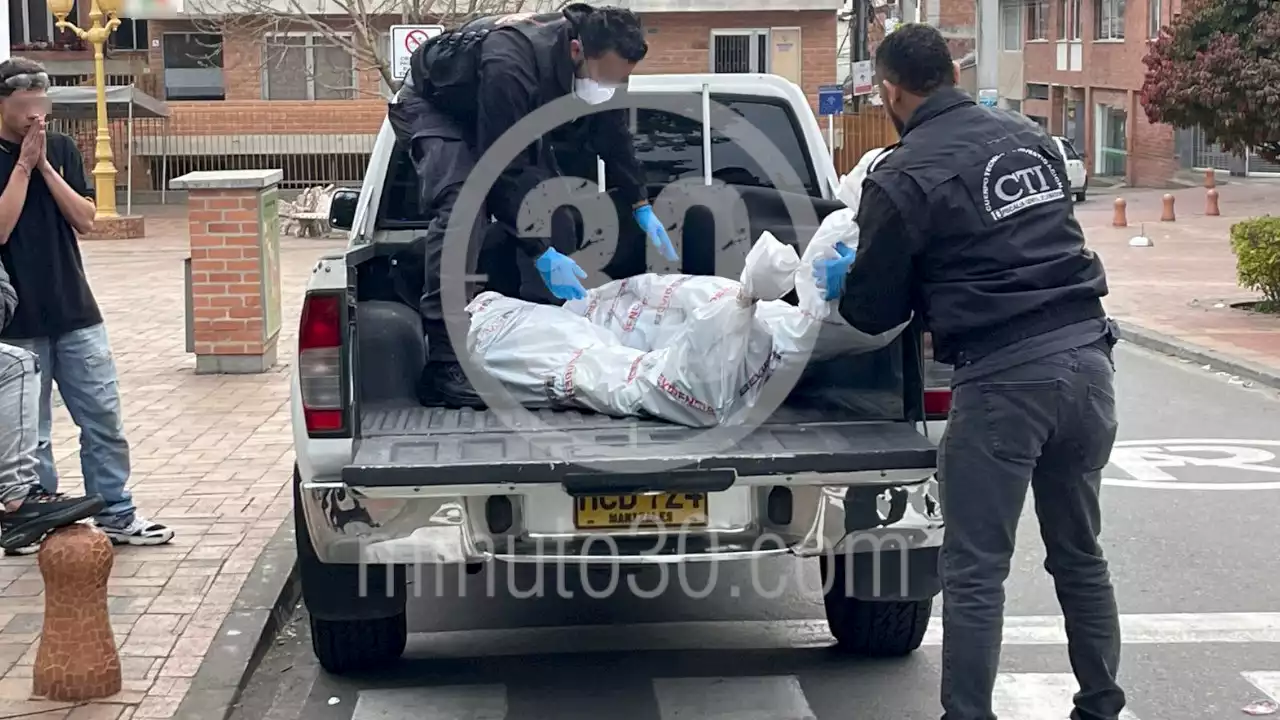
464, 147, 908, 427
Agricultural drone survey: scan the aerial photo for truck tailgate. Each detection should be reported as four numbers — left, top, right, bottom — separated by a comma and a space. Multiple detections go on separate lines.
345, 405, 937, 487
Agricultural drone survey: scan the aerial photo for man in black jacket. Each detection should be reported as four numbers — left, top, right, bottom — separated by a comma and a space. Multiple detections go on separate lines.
389, 3, 677, 408
815, 25, 1126, 720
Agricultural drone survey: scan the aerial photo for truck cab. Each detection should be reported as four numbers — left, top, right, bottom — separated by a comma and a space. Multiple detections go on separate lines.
291, 73, 949, 675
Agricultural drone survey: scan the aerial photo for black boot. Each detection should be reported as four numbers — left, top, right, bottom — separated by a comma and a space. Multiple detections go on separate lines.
428, 362, 486, 409
0, 487, 106, 552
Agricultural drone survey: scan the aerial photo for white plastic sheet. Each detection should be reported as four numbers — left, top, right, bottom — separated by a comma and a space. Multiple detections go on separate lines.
463, 146, 909, 427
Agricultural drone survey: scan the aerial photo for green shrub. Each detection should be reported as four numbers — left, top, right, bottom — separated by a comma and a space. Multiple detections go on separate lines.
1229, 215, 1280, 311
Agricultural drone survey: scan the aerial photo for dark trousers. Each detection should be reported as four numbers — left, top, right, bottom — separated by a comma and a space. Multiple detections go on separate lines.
413, 136, 584, 363
413, 136, 488, 364
938, 343, 1125, 720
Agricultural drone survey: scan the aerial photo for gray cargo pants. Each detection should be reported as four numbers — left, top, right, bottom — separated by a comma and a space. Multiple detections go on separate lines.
0, 342, 39, 507
938, 342, 1125, 720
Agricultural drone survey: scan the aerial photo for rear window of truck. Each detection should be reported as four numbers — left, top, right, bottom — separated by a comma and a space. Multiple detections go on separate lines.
378, 93, 822, 228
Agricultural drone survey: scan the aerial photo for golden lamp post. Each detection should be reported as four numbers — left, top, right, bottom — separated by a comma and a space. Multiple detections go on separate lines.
49, 0, 121, 219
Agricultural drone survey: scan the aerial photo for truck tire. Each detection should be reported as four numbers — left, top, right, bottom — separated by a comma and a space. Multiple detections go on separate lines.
311, 613, 407, 675
294, 467, 407, 674
820, 556, 932, 657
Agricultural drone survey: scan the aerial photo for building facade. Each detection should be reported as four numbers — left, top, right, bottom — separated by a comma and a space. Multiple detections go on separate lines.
9, 0, 840, 198
1008, 0, 1180, 186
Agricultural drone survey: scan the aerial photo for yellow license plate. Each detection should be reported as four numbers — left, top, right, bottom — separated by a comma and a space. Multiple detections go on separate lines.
573, 493, 709, 529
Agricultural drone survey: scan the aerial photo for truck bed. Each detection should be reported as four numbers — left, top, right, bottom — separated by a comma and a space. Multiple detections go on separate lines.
346, 401, 937, 487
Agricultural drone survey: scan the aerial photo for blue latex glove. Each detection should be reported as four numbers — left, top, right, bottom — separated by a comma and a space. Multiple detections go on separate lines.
634, 205, 679, 261
535, 248, 588, 301
812, 242, 856, 301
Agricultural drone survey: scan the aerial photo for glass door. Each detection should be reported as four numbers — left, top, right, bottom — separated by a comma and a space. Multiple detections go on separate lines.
1095, 103, 1128, 177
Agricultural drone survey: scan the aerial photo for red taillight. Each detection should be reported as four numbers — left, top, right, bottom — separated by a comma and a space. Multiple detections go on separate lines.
300, 293, 342, 349
924, 388, 952, 417
298, 293, 346, 435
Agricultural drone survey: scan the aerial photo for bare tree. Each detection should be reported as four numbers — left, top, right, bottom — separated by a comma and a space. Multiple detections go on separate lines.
187, 0, 567, 98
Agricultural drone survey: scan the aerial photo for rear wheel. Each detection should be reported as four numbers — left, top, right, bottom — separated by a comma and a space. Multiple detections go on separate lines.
1075, 187, 1087, 202
294, 466, 407, 674
820, 556, 932, 657
311, 614, 408, 675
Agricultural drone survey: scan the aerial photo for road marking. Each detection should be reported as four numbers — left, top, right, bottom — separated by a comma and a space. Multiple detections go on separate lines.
402, 612, 1280, 659
351, 685, 507, 720
652, 676, 816, 720
993, 673, 1140, 720
1243, 671, 1280, 702
1104, 439, 1280, 490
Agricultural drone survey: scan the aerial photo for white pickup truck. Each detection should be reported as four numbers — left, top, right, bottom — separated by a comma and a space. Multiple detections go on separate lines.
291, 73, 950, 675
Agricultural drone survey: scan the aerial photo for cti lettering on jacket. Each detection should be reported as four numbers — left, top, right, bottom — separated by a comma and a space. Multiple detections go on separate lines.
981, 147, 1066, 221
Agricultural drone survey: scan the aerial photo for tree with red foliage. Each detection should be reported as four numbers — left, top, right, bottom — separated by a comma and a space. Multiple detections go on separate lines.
1141, 0, 1280, 162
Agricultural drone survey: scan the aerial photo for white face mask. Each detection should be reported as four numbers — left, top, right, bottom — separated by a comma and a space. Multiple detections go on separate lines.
573, 77, 617, 105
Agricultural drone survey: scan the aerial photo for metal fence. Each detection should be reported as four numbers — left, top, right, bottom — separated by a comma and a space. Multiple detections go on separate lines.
45, 103, 902, 201
1189, 126, 1280, 177
833, 108, 899, 176
46, 115, 376, 203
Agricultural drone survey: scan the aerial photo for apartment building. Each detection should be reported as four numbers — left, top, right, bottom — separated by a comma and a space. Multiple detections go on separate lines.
9, 0, 840, 197
985, 0, 1174, 185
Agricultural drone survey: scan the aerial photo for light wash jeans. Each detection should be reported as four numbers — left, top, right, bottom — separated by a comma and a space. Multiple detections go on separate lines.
0, 342, 39, 507
5, 324, 136, 524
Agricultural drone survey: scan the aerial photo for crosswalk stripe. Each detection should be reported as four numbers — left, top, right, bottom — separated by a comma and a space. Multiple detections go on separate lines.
1242, 671, 1280, 702
992, 673, 1140, 720
403, 612, 1280, 659
652, 676, 816, 720
351, 685, 507, 720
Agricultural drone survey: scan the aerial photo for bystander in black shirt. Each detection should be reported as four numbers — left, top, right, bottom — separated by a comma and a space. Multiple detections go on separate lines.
0, 131, 102, 340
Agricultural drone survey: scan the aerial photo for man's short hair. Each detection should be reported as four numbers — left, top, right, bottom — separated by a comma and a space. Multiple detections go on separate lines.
0, 57, 50, 99
874, 24, 955, 95
572, 3, 648, 63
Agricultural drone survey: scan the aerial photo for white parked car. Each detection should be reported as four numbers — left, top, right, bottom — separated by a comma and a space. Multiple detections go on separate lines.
1053, 135, 1089, 202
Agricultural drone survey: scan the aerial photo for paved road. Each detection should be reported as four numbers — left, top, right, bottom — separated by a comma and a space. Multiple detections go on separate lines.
234, 342, 1280, 720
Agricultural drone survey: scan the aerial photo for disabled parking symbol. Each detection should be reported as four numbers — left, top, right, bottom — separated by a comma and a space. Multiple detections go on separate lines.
1103, 439, 1280, 490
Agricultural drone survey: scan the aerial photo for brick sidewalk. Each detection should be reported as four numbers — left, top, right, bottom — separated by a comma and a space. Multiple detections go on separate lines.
1075, 179, 1280, 374
0, 207, 343, 720
3, 179, 1279, 718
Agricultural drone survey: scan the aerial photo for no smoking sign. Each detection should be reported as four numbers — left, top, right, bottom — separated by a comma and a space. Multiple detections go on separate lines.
391, 24, 445, 81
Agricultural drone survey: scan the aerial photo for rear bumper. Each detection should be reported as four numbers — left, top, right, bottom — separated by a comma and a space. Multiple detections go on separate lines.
298, 470, 943, 566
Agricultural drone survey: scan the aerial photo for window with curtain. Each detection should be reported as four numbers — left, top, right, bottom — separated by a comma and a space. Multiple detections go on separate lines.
1001, 2, 1024, 50
263, 33, 357, 101
1026, 0, 1050, 40
162, 32, 225, 101
1095, 0, 1126, 40
1057, 0, 1083, 39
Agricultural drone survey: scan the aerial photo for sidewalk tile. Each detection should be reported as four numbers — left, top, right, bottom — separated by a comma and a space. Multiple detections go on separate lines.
0, 204, 344, 719
1077, 180, 1280, 375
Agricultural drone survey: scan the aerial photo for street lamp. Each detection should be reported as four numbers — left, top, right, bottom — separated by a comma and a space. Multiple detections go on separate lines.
48, 0, 121, 219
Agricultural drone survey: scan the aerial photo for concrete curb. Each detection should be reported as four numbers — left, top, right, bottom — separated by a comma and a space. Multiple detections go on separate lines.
172, 515, 301, 720
1117, 319, 1280, 391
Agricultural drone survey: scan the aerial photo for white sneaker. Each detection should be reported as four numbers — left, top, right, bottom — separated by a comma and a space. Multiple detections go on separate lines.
98, 515, 175, 546
4, 543, 39, 557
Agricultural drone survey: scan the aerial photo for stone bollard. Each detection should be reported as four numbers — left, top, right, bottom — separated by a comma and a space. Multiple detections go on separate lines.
33, 525, 121, 701
1112, 198, 1128, 227
1204, 168, 1216, 189
1206, 189, 1220, 216
1161, 193, 1176, 222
